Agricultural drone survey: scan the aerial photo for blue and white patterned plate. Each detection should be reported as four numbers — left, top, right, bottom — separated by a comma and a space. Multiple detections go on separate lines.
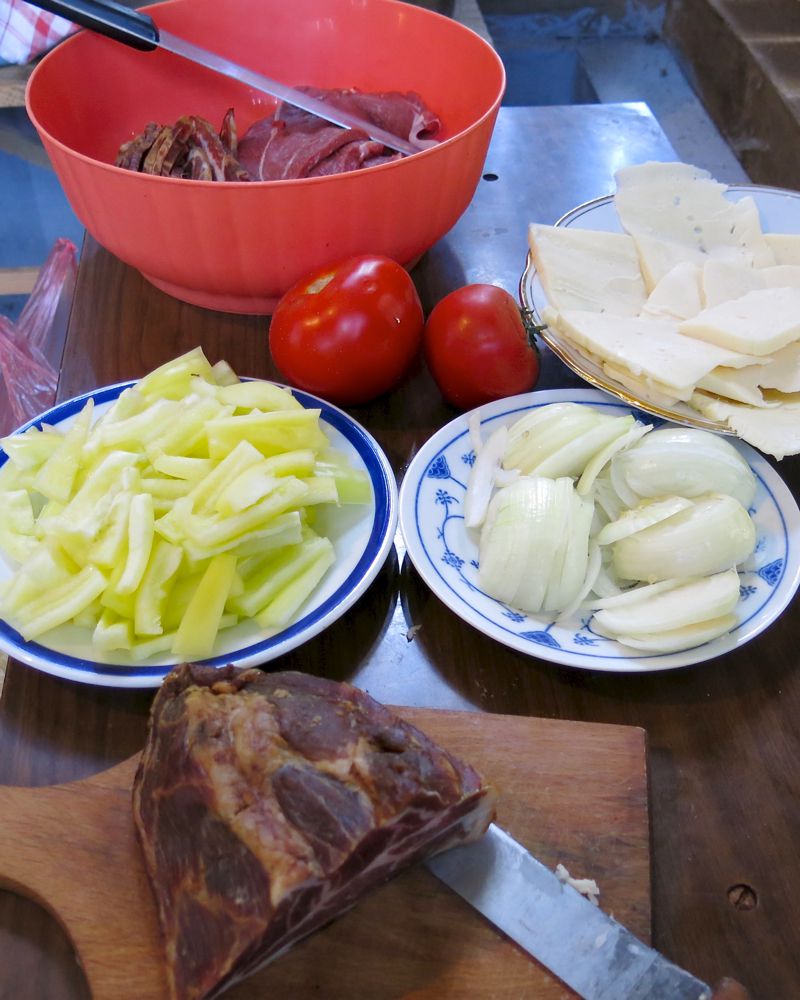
0, 381, 397, 688
399, 388, 800, 672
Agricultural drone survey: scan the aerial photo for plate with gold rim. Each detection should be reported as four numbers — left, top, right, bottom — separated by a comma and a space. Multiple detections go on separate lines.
519, 184, 800, 433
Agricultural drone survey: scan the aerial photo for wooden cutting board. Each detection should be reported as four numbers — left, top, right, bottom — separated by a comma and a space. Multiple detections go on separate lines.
0, 708, 649, 1000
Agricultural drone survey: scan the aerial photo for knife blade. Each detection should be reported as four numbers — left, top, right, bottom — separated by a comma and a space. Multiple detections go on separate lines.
426, 823, 712, 1000
28, 0, 426, 156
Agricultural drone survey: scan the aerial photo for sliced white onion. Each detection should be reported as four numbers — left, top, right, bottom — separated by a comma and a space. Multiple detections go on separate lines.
576, 421, 652, 497
609, 427, 757, 509
468, 409, 484, 457
533, 416, 636, 479
544, 485, 594, 612
464, 424, 509, 530
594, 613, 738, 653
612, 494, 756, 583
557, 540, 602, 622
595, 496, 694, 546
478, 476, 588, 615
502, 403, 603, 474
593, 569, 740, 635
581, 576, 689, 612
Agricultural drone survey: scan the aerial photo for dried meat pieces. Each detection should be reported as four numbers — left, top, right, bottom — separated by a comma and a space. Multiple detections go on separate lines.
115, 88, 441, 182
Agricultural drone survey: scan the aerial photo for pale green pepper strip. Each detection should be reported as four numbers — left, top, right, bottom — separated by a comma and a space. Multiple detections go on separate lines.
211, 359, 239, 387
89, 490, 133, 568
254, 543, 335, 629
260, 448, 316, 479
116, 492, 155, 595
150, 454, 214, 481
230, 532, 333, 619
14, 565, 107, 640
92, 608, 133, 650
217, 381, 302, 412
187, 439, 264, 514
185, 478, 309, 548
96, 398, 181, 449
172, 553, 238, 660
314, 449, 372, 504
147, 397, 232, 458
206, 409, 329, 461
134, 538, 183, 636
135, 346, 215, 400
0, 425, 63, 472
214, 463, 280, 516
32, 398, 94, 503
182, 510, 303, 563
131, 613, 237, 661
299, 476, 339, 506
0, 490, 37, 564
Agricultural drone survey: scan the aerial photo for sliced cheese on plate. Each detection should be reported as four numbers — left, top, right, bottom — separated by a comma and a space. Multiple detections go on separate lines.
765, 232, 800, 266
679, 286, 800, 356
756, 341, 800, 393
528, 224, 646, 315
703, 260, 800, 308
641, 261, 703, 320
696, 364, 775, 408
690, 391, 800, 460
545, 307, 762, 395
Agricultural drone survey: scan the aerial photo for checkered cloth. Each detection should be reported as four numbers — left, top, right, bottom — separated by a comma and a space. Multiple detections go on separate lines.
0, 0, 75, 65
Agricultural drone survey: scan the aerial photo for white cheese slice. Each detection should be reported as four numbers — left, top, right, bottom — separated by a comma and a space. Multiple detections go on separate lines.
631, 237, 752, 292
614, 160, 714, 189
756, 341, 800, 393
679, 286, 800, 356
690, 391, 800, 459
614, 161, 774, 287
641, 261, 703, 320
528, 224, 646, 315
696, 365, 776, 408
548, 308, 762, 394
601, 361, 686, 407
702, 260, 763, 308
703, 261, 800, 308
765, 233, 800, 266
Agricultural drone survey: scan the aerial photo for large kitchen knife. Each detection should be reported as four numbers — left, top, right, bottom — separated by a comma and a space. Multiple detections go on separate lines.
27, 0, 427, 156
427, 823, 744, 1000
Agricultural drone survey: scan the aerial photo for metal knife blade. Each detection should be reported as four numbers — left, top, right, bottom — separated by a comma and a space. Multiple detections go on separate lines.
426, 824, 712, 1000
155, 31, 426, 157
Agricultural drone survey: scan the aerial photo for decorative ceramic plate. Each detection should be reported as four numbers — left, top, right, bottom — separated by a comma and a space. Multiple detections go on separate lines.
399, 388, 800, 672
520, 184, 800, 433
0, 382, 397, 688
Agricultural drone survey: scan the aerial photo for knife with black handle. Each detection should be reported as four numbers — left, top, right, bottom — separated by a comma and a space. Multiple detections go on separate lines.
25, 0, 427, 155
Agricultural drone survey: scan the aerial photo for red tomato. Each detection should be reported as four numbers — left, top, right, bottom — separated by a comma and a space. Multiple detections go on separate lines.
423, 284, 540, 410
268, 255, 424, 405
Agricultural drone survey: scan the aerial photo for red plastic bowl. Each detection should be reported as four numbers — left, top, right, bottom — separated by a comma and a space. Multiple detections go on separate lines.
26, 0, 505, 314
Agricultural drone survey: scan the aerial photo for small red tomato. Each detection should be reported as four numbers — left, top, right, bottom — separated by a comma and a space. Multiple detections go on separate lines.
268, 255, 424, 405
423, 284, 540, 410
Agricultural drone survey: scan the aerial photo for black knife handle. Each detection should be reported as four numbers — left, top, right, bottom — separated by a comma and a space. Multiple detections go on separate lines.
26, 0, 159, 51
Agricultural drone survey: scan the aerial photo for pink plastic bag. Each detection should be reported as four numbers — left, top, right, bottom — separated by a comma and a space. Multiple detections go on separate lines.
0, 238, 77, 436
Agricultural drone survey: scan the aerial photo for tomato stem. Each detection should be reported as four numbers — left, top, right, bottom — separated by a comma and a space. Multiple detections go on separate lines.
520, 307, 544, 351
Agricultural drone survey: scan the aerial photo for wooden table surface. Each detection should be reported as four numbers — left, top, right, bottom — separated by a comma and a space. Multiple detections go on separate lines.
1, 103, 797, 999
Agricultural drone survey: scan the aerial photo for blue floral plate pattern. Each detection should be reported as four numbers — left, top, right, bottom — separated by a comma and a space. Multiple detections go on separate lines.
399, 389, 800, 672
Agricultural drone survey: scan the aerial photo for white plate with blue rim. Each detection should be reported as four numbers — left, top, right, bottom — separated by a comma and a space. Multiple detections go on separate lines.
398, 388, 800, 672
0, 381, 397, 688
